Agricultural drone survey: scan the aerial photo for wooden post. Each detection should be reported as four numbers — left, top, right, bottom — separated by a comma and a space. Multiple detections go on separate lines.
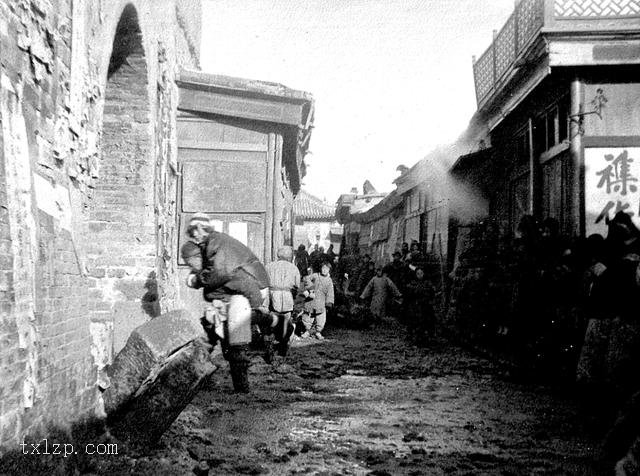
272, 133, 284, 258
528, 117, 535, 215
570, 78, 584, 237
265, 133, 276, 263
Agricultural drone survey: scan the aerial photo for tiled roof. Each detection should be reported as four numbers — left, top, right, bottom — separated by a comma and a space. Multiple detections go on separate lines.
294, 190, 335, 220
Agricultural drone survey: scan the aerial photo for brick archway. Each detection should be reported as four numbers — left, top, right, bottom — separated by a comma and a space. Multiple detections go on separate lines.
88, 3, 157, 362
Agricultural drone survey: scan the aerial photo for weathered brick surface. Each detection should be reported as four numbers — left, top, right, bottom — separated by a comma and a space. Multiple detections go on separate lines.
0, 0, 201, 448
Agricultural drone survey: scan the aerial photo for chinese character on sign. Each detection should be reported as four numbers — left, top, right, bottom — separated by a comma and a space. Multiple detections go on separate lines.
595, 200, 634, 224
586, 148, 640, 237
596, 150, 638, 196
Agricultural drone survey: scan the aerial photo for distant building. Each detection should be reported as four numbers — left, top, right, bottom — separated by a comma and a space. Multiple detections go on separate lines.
465, 0, 640, 238
175, 70, 314, 321
444, 0, 640, 347
333, 0, 640, 359
293, 190, 341, 252
335, 182, 389, 259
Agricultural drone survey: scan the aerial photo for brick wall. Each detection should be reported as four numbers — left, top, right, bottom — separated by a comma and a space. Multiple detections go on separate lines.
0, 88, 17, 445
33, 213, 95, 437
0, 0, 92, 447
87, 7, 157, 354
0, 0, 201, 448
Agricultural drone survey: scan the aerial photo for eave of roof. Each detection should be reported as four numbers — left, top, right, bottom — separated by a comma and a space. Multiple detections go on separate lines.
340, 190, 402, 224
177, 69, 313, 104
450, 147, 493, 174
294, 190, 336, 221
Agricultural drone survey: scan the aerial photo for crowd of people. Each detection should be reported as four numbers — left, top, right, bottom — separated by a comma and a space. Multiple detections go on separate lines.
179, 209, 640, 468
446, 211, 639, 390
179, 213, 439, 393
180, 210, 638, 466
292, 241, 437, 345
500, 212, 640, 392
461, 211, 640, 466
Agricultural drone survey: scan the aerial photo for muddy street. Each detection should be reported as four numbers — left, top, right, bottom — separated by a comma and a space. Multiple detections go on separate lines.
100, 319, 598, 476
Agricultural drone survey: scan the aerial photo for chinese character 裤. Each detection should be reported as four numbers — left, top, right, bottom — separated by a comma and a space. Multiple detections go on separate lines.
596, 150, 638, 196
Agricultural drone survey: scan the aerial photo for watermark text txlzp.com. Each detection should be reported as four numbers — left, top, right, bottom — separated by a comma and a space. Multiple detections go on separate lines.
20, 438, 118, 457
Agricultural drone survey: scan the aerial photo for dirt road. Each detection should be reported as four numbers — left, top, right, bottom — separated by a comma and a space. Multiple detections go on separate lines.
105, 319, 601, 476
6, 319, 604, 475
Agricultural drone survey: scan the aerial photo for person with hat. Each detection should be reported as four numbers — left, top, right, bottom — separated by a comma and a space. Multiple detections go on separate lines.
184, 213, 270, 309
181, 213, 273, 393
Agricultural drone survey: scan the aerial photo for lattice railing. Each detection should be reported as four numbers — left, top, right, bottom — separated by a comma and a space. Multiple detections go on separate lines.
555, 0, 640, 18
473, 48, 495, 103
474, 0, 640, 105
495, 15, 516, 79
517, 0, 545, 50
474, 0, 544, 104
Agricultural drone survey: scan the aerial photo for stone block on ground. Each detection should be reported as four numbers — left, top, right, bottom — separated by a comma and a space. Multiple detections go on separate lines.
108, 337, 216, 446
103, 309, 205, 416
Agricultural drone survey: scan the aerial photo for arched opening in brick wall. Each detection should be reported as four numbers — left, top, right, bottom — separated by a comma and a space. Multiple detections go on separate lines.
88, 4, 158, 359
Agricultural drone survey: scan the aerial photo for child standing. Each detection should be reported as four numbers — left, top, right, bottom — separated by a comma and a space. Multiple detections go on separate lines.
301, 262, 334, 340
360, 266, 402, 325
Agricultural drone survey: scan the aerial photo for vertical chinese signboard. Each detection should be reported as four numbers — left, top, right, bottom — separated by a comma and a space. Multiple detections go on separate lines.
585, 148, 640, 237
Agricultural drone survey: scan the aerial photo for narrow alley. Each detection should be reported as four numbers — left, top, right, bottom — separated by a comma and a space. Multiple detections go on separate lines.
88, 321, 599, 476
2, 1, 640, 475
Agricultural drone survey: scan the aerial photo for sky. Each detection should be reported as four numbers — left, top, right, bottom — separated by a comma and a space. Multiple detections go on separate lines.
200, 0, 515, 204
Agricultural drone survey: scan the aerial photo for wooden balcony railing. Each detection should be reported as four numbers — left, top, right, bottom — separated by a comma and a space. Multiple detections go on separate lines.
473, 0, 640, 107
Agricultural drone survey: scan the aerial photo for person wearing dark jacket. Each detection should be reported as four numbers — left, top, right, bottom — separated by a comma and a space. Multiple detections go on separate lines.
181, 213, 272, 393
400, 242, 410, 262
352, 255, 373, 294
309, 244, 321, 272
384, 251, 408, 291
327, 244, 337, 263
295, 244, 310, 277
403, 267, 435, 345
186, 227, 269, 310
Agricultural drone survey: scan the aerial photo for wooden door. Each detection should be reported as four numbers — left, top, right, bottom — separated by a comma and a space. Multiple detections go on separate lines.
510, 172, 530, 234
541, 150, 570, 233
176, 113, 269, 319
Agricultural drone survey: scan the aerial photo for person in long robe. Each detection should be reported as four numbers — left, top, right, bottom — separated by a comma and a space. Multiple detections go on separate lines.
295, 244, 310, 277
404, 267, 435, 345
360, 266, 402, 324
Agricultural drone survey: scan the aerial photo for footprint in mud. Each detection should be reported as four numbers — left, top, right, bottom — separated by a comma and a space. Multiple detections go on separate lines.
402, 431, 426, 442
300, 440, 323, 453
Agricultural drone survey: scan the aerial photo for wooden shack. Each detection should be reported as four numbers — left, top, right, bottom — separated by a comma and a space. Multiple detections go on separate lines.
175, 70, 313, 316
468, 0, 640, 238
